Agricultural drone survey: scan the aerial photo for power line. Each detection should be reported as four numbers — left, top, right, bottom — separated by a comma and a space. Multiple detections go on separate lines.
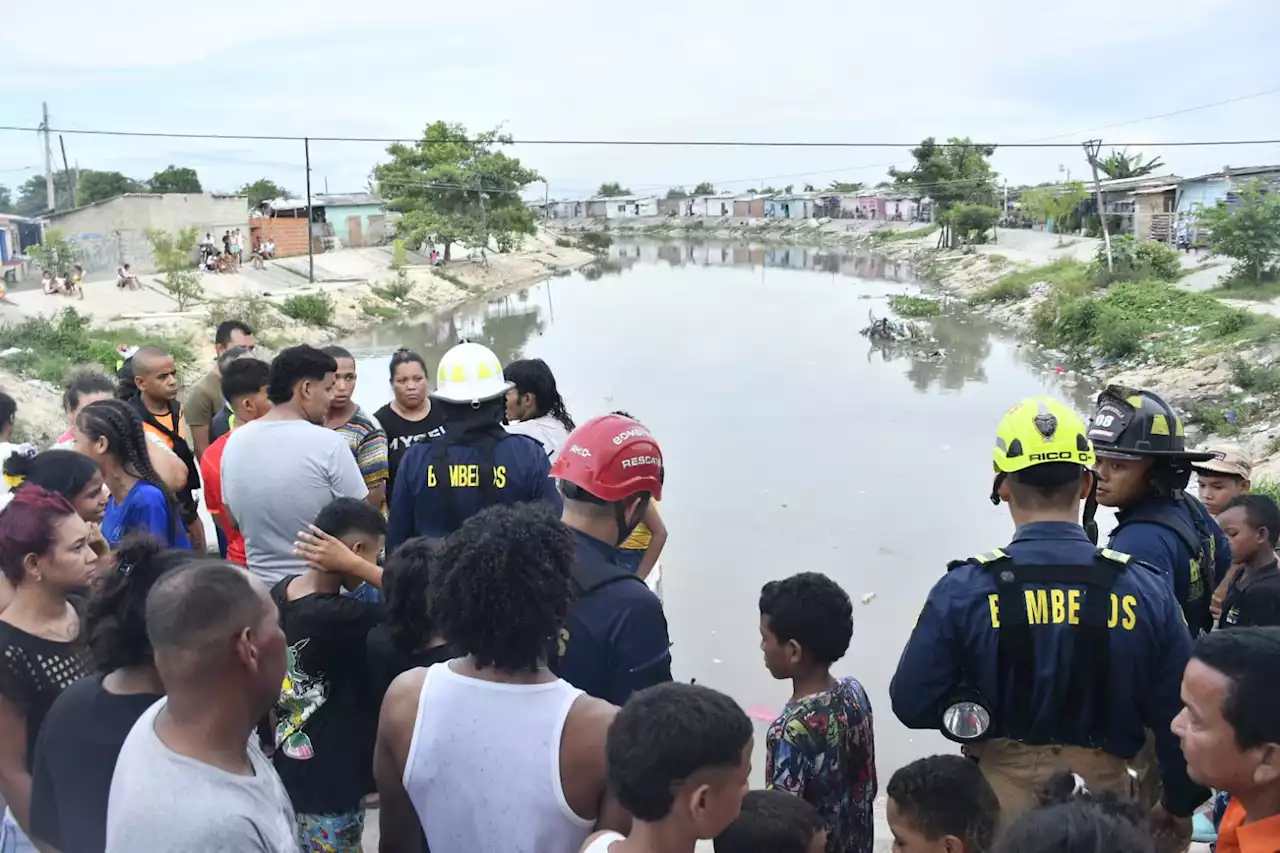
1023, 85, 1280, 143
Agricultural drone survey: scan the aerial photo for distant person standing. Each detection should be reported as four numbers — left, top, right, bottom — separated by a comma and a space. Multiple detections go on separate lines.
221, 345, 367, 586
321, 346, 389, 509
503, 358, 576, 462
374, 349, 446, 503
201, 358, 273, 567
186, 319, 257, 461
1215, 495, 1280, 628
105, 562, 295, 852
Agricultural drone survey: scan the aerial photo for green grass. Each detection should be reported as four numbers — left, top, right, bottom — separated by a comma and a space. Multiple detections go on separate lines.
871, 225, 938, 243
371, 278, 413, 301
431, 269, 469, 290
888, 294, 941, 317
0, 308, 194, 385
1231, 360, 1280, 393
1187, 397, 1263, 437
972, 259, 1091, 304
1214, 275, 1280, 302
578, 231, 614, 252
279, 292, 335, 326
1254, 479, 1280, 505
205, 293, 282, 333
361, 302, 398, 319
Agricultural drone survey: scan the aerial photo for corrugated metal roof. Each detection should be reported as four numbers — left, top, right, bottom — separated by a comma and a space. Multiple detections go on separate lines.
1181, 164, 1280, 183
314, 192, 385, 207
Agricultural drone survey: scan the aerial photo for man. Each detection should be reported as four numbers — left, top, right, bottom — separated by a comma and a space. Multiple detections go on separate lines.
386, 341, 561, 548
1088, 385, 1232, 638
1174, 628, 1280, 853
374, 503, 625, 853
222, 345, 367, 586
128, 345, 205, 552
186, 319, 256, 461
105, 561, 294, 852
206, 346, 254, 447
890, 396, 1207, 842
320, 345, 388, 509
201, 358, 273, 567
550, 413, 672, 706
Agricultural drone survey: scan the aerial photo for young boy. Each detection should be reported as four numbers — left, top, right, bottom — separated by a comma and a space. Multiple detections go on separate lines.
128, 345, 205, 552
273, 497, 386, 852
759, 573, 875, 853
1216, 494, 1280, 628
578, 683, 753, 853
1193, 443, 1252, 517
885, 755, 1000, 853
714, 790, 828, 853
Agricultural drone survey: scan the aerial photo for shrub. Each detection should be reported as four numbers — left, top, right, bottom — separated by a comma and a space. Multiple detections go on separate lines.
972, 259, 1090, 304
0, 308, 193, 385
206, 293, 281, 332
888, 294, 941, 317
1093, 234, 1182, 285
949, 204, 1000, 245
280, 292, 335, 326
579, 231, 613, 252
371, 278, 413, 301
1135, 241, 1182, 282
554, 236, 573, 248
1231, 360, 1280, 394
1094, 310, 1145, 358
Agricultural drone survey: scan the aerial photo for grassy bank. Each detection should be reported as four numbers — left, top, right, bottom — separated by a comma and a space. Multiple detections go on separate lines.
0, 308, 195, 385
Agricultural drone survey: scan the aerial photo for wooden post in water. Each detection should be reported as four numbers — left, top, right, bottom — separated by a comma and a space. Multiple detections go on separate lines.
1084, 139, 1113, 273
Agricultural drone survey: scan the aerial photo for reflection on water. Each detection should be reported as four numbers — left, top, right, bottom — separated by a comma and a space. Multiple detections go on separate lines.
603, 240, 917, 282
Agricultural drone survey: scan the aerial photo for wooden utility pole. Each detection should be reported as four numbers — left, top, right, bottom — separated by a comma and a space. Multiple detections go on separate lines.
1084, 139, 1113, 272
304, 137, 314, 283
58, 136, 74, 206
41, 102, 55, 211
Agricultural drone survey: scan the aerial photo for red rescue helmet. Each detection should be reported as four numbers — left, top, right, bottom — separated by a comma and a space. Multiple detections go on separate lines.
552, 414, 664, 503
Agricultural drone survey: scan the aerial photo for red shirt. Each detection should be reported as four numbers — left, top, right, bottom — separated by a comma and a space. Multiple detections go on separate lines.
1218, 797, 1280, 853
200, 432, 245, 565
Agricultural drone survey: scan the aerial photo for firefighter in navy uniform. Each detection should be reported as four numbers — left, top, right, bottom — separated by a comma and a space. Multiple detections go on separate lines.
890, 397, 1207, 848
1088, 385, 1232, 639
386, 341, 562, 549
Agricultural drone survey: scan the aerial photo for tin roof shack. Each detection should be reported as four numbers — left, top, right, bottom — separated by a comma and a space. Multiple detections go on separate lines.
252, 197, 324, 257
315, 192, 387, 248
1088, 174, 1181, 236
764, 194, 815, 219
1132, 184, 1178, 243
601, 195, 659, 219
0, 214, 40, 285
685, 194, 734, 217
1176, 165, 1280, 215
733, 195, 767, 219
44, 193, 249, 276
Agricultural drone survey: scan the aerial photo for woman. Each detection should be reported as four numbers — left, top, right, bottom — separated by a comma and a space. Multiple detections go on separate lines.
0, 487, 97, 851
3, 450, 111, 575
30, 536, 188, 853
503, 358, 575, 461
374, 349, 445, 500
365, 537, 457, 701
73, 400, 189, 550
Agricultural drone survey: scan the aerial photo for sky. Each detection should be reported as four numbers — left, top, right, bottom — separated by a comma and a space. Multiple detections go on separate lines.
2, 0, 1278, 202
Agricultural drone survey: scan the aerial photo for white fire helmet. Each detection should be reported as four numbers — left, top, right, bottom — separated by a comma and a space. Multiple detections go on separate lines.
430, 341, 514, 405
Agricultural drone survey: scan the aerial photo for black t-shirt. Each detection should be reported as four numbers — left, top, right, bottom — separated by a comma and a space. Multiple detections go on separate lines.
30, 676, 162, 853
366, 623, 459, 701
1218, 563, 1280, 628
374, 403, 447, 500
209, 405, 232, 444
0, 616, 92, 769
271, 577, 384, 814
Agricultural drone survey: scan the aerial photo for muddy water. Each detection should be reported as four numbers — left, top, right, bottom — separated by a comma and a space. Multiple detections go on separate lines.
344, 240, 1099, 787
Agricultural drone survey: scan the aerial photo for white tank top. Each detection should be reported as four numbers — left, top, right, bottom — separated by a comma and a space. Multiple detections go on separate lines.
582, 832, 624, 853
404, 661, 594, 853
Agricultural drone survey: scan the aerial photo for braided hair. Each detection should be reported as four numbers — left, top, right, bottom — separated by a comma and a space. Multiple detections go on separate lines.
75, 399, 180, 540
504, 358, 575, 432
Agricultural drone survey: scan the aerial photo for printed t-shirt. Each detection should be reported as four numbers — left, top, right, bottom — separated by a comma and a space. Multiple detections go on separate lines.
102, 481, 190, 549
373, 402, 446, 501
200, 431, 244, 565
332, 408, 389, 494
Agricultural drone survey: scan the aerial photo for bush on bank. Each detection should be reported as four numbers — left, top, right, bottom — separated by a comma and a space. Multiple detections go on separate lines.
0, 308, 194, 385
972, 259, 1091, 303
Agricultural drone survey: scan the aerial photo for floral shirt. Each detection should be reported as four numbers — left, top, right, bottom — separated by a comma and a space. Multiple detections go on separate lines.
765, 676, 877, 853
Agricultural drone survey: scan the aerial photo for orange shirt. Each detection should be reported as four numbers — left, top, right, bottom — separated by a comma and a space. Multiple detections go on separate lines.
1217, 797, 1280, 853
142, 408, 189, 450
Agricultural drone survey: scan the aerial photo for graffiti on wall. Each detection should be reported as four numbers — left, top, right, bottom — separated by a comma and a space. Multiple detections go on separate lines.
70, 232, 123, 275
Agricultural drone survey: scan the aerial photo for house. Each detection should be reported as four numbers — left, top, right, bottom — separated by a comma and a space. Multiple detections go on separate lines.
733, 195, 767, 218
686, 194, 734, 217
253, 197, 325, 257
600, 195, 659, 219
314, 192, 388, 248
657, 197, 682, 217
1132, 183, 1179, 243
857, 193, 886, 220
884, 196, 919, 222
1089, 174, 1181, 235
585, 199, 609, 218
0, 214, 39, 284
44, 193, 249, 276
764, 195, 815, 219
1176, 165, 1280, 215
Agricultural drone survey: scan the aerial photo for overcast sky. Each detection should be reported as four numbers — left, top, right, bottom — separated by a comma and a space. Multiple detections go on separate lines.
2, 0, 1278, 201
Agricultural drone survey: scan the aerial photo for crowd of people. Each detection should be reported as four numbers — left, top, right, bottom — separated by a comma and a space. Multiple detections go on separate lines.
0, 314, 1279, 853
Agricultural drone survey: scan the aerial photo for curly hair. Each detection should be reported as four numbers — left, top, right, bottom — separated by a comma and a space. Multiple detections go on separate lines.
607, 682, 752, 822
994, 792, 1153, 853
505, 358, 575, 432
714, 790, 825, 853
759, 572, 854, 664
75, 399, 179, 539
267, 345, 338, 405
84, 535, 195, 673
887, 755, 1000, 853
384, 537, 440, 654
0, 486, 79, 584
431, 503, 575, 672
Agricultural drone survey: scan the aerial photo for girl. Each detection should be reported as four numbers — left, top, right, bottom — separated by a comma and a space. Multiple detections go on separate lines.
73, 400, 190, 550
0, 488, 97, 851
503, 358, 576, 461
3, 450, 111, 575
374, 349, 445, 500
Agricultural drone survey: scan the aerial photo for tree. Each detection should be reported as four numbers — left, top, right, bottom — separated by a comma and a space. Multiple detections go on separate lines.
666, 187, 689, 199
803, 183, 816, 192
1020, 181, 1089, 245
0, 186, 10, 213
28, 229, 78, 277
875, 181, 892, 189
375, 121, 542, 262
947, 204, 1001, 245
890, 137, 998, 247
828, 181, 864, 193
145, 227, 204, 311
75, 170, 143, 206
148, 165, 202, 194
597, 182, 631, 197
1196, 180, 1280, 282
691, 182, 715, 195
15, 171, 74, 216
239, 178, 290, 207
1098, 149, 1165, 180
760, 186, 780, 194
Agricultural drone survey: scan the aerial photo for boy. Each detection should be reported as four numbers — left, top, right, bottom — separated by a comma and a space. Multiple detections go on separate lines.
273, 497, 386, 852
579, 682, 753, 853
885, 755, 1000, 853
128, 346, 205, 552
760, 573, 876, 853
1193, 444, 1252, 517
715, 790, 828, 853
1217, 494, 1280, 628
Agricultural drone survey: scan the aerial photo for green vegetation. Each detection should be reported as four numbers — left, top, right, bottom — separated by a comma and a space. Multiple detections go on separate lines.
1021, 182, 1088, 246
973, 258, 1091, 303
432, 268, 470, 290
239, 178, 289, 207
1096, 234, 1182, 284
280, 292, 336, 326
0, 308, 193, 385
28, 229, 79, 278
1196, 180, 1280, 283
947, 204, 1000, 245
1187, 397, 1262, 438
1254, 479, 1280, 506
888, 294, 942, 317
890, 137, 997, 248
597, 183, 631, 197
148, 166, 202, 194
361, 302, 399, 319
579, 231, 613, 252
871, 225, 938, 243
205, 293, 282, 334
554, 236, 574, 248
1097, 149, 1164, 180
1231, 360, 1280, 394
145, 227, 204, 311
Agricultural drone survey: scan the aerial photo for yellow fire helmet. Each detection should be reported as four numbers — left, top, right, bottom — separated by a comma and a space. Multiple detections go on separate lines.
993, 396, 1095, 475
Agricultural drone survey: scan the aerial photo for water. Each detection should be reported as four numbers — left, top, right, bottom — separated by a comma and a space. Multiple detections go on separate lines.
344, 240, 1098, 786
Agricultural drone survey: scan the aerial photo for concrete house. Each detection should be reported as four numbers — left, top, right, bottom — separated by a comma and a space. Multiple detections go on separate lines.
764, 195, 815, 219
884, 196, 919, 222
684, 194, 733, 217
601, 195, 659, 219
733, 195, 767, 218
0, 214, 39, 284
585, 199, 609, 218
1176, 165, 1280, 214
1090, 174, 1181, 235
315, 192, 388, 248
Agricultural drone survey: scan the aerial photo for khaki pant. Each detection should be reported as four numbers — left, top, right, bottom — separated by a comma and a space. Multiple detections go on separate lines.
969, 738, 1135, 833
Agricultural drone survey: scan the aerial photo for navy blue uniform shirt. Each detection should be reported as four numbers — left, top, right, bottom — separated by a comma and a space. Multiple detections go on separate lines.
1108, 496, 1231, 638
890, 521, 1208, 817
386, 433, 562, 549
552, 529, 673, 706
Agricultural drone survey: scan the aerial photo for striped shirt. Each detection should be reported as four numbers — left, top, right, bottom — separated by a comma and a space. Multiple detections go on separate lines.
333, 407, 389, 493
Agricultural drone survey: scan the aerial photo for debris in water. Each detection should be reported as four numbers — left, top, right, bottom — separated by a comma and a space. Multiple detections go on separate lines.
862, 592, 877, 604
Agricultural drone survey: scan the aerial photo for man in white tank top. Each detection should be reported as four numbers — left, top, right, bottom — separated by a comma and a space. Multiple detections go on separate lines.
373, 503, 627, 853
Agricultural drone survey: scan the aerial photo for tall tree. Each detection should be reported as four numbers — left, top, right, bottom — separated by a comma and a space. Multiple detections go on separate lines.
0, 186, 11, 213
691, 182, 715, 195
15, 171, 74, 216
1196, 180, 1280, 282
375, 121, 542, 261
890, 137, 998, 247
1020, 181, 1089, 245
666, 187, 689, 199
828, 181, 865, 193
149, 165, 203, 194
75, 170, 143, 206
239, 178, 290, 207
1098, 149, 1165, 180
597, 182, 631, 197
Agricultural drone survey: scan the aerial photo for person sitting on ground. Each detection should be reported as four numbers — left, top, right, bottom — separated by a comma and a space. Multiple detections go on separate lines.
320, 346, 389, 509
885, 755, 1000, 853
41, 270, 60, 295
714, 790, 828, 853
1216, 494, 1280, 628
105, 561, 294, 852
580, 682, 754, 853
760, 572, 876, 853
29, 537, 187, 853
1174, 627, 1280, 853
273, 497, 386, 853
504, 357, 576, 462
3, 449, 111, 575
373, 503, 625, 852
117, 265, 140, 291
611, 410, 669, 579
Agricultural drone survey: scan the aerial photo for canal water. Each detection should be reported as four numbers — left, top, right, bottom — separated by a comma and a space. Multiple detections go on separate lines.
344, 240, 1099, 788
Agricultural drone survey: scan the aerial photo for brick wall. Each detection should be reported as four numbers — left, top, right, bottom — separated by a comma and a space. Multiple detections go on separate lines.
249, 218, 309, 258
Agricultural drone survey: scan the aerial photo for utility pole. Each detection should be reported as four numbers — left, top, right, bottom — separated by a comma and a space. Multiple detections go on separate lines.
304, 137, 314, 283
543, 181, 549, 225
41, 102, 55, 211
59, 136, 74, 206
1084, 139, 1113, 273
